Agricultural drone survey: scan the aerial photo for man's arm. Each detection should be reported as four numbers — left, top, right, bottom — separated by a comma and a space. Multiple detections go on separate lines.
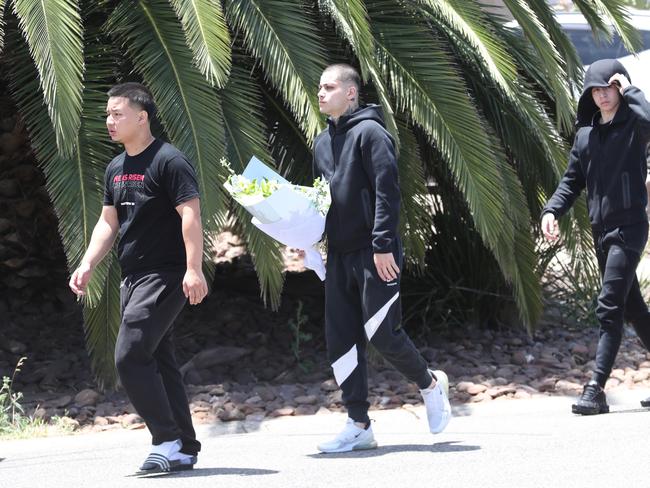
69, 206, 119, 295
611, 73, 650, 133
176, 197, 208, 305
361, 127, 401, 282
541, 142, 586, 221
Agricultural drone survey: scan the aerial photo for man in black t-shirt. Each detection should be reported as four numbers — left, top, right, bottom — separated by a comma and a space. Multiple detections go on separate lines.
69, 82, 208, 474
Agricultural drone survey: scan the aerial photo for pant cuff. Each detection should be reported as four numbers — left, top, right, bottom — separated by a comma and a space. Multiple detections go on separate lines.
416, 369, 434, 390
348, 407, 370, 425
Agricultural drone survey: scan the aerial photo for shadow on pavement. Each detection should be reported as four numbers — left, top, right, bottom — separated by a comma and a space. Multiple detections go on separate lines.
138, 467, 280, 479
307, 440, 480, 458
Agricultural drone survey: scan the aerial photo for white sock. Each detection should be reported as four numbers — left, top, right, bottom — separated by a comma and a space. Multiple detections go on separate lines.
150, 439, 182, 459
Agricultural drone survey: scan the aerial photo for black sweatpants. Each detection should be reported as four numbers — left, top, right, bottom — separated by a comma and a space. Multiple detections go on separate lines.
592, 223, 650, 387
325, 241, 432, 424
115, 269, 200, 455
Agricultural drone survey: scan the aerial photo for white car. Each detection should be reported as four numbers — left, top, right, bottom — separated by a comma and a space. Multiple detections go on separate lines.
554, 9, 650, 98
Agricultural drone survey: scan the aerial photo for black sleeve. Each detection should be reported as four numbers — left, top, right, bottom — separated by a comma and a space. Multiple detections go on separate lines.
623, 85, 650, 138
103, 165, 114, 206
541, 141, 586, 219
312, 134, 324, 180
163, 154, 200, 207
361, 126, 400, 253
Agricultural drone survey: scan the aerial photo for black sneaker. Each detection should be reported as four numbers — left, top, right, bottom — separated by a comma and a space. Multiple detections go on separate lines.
571, 381, 609, 415
641, 397, 650, 408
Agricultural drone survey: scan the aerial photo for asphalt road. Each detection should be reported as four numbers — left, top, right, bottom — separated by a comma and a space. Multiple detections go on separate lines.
2, 388, 649, 488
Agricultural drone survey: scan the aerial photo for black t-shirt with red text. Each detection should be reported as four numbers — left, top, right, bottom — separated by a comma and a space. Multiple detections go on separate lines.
103, 139, 200, 276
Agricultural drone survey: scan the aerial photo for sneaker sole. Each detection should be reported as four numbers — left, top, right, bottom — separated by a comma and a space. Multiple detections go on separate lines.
318, 440, 378, 454
571, 404, 609, 415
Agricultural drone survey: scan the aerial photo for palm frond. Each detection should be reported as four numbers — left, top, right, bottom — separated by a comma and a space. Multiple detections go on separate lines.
523, 0, 583, 86
369, 3, 545, 324
83, 251, 121, 389
12, 0, 84, 156
491, 139, 543, 327
260, 83, 313, 185
169, 0, 232, 88
4, 16, 115, 306
222, 63, 273, 171
500, 0, 574, 133
0, 0, 6, 53
6, 10, 122, 386
415, 0, 518, 95
317, 0, 400, 149
573, 0, 641, 52
395, 116, 431, 271
434, 6, 570, 187
222, 63, 286, 306
224, 0, 326, 143
368, 4, 507, 240
232, 206, 286, 310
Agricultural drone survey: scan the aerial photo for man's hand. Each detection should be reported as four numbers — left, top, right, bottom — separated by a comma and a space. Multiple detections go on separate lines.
541, 213, 559, 242
183, 268, 208, 305
374, 252, 400, 282
609, 73, 631, 94
69, 262, 93, 296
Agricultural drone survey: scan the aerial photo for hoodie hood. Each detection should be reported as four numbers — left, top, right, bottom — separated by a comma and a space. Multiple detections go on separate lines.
328, 104, 386, 133
577, 58, 631, 126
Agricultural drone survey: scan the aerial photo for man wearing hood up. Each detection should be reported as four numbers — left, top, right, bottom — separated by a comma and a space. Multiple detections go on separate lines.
542, 59, 650, 415
312, 64, 451, 453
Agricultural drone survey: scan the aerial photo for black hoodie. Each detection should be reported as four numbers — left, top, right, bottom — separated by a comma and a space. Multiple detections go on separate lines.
313, 104, 399, 253
543, 59, 650, 232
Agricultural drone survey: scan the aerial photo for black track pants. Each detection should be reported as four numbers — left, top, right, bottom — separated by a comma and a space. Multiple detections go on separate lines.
592, 223, 650, 387
114, 270, 200, 455
325, 243, 431, 424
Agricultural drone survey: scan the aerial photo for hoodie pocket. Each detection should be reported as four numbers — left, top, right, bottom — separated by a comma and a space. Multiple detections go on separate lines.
361, 188, 374, 230
621, 172, 631, 210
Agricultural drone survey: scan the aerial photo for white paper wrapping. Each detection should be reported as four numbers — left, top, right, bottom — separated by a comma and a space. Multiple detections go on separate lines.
226, 156, 328, 280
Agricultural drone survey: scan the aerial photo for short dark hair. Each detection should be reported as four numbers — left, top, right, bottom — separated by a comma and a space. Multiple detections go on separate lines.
323, 64, 361, 92
107, 82, 156, 120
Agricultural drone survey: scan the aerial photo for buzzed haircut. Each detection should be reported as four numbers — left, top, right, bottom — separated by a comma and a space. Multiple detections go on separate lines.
107, 82, 156, 120
323, 64, 361, 92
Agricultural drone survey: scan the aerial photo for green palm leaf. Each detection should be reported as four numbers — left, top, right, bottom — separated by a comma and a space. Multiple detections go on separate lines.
368, 2, 544, 323
260, 83, 313, 185
224, 0, 326, 143
0, 0, 6, 53
430, 4, 570, 187
523, 0, 584, 86
83, 251, 121, 390
395, 116, 431, 271
222, 63, 273, 172
169, 0, 232, 88
500, 0, 574, 133
369, 4, 507, 237
318, 0, 400, 149
6, 13, 122, 385
573, 0, 641, 52
12, 0, 84, 157
4, 17, 114, 306
415, 0, 518, 95
222, 63, 285, 306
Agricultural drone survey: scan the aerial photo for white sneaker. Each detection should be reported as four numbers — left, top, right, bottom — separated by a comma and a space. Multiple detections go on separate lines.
421, 369, 451, 434
317, 418, 378, 453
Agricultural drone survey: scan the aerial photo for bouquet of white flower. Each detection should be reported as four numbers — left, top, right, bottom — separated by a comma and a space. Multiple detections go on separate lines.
223, 156, 330, 280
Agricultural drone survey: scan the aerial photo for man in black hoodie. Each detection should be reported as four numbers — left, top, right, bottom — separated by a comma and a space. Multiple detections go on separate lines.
312, 64, 451, 453
542, 59, 650, 415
